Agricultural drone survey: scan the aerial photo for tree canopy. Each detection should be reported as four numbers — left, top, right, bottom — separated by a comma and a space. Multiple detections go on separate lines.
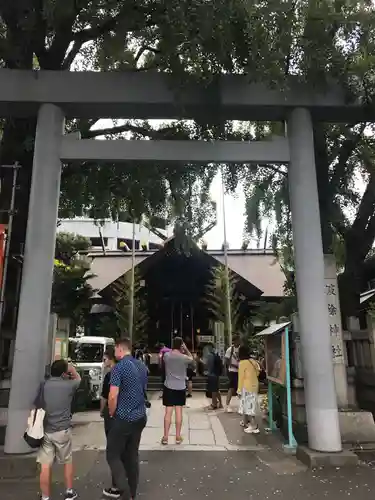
0, 1, 375, 326
51, 232, 95, 327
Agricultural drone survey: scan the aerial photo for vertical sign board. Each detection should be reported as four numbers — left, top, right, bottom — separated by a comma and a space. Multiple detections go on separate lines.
56, 317, 70, 359
324, 257, 345, 364
256, 321, 297, 450
291, 313, 304, 379
214, 321, 226, 359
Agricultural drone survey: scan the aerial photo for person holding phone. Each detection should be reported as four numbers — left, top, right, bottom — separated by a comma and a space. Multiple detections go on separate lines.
161, 337, 193, 445
37, 360, 81, 500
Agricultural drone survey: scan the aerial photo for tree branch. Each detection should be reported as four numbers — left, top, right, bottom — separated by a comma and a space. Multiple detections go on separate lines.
257, 163, 287, 176
84, 123, 182, 140
134, 45, 160, 66
72, 17, 118, 44
71, 1, 158, 44
31, 0, 48, 66
62, 40, 84, 70
62, 2, 160, 69
329, 124, 366, 188
346, 169, 375, 260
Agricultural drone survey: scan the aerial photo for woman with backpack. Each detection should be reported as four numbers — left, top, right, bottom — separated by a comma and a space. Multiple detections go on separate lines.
237, 345, 261, 434
205, 344, 223, 410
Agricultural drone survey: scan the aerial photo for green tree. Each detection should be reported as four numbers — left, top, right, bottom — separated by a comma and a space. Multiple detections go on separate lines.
55, 231, 92, 264
239, 123, 375, 319
204, 264, 243, 342
51, 232, 95, 329
51, 261, 95, 329
0, 0, 255, 330
1, 0, 375, 327
106, 267, 148, 344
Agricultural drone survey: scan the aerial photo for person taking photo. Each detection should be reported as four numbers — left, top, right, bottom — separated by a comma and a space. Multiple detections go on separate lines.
161, 337, 193, 445
37, 359, 81, 500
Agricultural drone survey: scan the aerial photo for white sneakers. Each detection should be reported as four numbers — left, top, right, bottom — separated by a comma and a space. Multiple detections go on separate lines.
244, 426, 260, 434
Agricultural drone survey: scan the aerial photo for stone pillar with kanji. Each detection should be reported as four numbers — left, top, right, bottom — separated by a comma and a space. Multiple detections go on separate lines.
324, 254, 349, 409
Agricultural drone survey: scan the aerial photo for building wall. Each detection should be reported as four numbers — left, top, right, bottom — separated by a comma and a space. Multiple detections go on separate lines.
88, 249, 286, 298
57, 218, 167, 250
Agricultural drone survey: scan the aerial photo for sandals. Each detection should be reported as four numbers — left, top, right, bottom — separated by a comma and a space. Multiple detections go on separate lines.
206, 405, 217, 411
161, 436, 184, 445
206, 404, 223, 411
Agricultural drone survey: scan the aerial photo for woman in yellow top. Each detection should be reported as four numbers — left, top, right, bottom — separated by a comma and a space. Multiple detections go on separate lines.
237, 345, 260, 434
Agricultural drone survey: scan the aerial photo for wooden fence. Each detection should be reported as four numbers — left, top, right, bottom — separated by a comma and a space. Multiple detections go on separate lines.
344, 324, 375, 414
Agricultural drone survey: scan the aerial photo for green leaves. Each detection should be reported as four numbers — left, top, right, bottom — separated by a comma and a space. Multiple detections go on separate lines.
55, 232, 91, 265
204, 264, 243, 342
59, 119, 221, 238
52, 232, 95, 326
110, 268, 148, 343
2, 0, 375, 323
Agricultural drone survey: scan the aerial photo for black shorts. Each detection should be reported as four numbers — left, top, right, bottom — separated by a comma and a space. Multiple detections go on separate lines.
228, 371, 238, 390
187, 368, 196, 381
207, 375, 219, 394
163, 386, 186, 407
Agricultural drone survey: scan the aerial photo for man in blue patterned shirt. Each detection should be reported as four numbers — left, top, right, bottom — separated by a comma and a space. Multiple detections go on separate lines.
106, 338, 148, 500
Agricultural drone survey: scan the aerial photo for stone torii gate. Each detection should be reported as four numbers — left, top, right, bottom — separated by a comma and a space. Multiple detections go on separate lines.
0, 70, 370, 457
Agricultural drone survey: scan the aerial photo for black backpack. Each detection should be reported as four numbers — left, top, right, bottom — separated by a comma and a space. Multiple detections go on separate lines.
213, 353, 223, 376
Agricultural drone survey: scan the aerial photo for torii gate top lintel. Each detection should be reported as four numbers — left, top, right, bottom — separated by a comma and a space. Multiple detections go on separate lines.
0, 69, 371, 122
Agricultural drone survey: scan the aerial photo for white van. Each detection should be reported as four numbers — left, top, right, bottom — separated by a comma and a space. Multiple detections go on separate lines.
68, 336, 115, 401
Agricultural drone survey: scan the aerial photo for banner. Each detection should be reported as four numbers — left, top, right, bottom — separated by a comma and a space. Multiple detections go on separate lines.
0, 224, 6, 289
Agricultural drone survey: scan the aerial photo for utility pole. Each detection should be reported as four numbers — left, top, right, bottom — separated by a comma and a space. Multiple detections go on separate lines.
0, 164, 19, 351
221, 166, 232, 347
129, 219, 136, 343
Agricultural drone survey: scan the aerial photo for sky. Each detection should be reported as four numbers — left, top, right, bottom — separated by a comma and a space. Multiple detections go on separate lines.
197, 174, 246, 249
161, 172, 247, 249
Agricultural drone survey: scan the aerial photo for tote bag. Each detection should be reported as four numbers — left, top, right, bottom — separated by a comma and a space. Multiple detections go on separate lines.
24, 382, 46, 449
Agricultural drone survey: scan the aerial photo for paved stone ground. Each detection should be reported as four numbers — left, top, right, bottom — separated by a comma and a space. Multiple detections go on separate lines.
3, 449, 375, 500
2, 393, 375, 499
71, 393, 268, 452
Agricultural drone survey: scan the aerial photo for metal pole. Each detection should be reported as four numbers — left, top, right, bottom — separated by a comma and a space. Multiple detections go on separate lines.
129, 220, 136, 343
283, 327, 297, 450
0, 164, 19, 325
221, 166, 232, 347
267, 381, 276, 431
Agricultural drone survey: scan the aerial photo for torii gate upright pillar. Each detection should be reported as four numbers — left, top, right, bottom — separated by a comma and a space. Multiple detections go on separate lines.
5, 104, 65, 454
288, 108, 342, 452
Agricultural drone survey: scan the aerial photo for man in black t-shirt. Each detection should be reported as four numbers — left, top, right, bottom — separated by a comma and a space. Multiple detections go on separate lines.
205, 344, 223, 410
